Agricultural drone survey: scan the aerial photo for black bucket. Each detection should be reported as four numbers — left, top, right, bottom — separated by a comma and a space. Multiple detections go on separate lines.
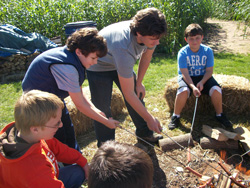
64, 21, 97, 38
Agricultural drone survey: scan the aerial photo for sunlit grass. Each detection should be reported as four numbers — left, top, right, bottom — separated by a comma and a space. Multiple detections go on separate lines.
1, 53, 250, 130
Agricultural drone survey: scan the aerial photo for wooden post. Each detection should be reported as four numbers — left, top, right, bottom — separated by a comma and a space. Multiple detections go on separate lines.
159, 133, 194, 151
200, 137, 238, 149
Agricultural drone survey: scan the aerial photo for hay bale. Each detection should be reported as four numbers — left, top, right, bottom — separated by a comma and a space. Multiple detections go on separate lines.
164, 74, 250, 116
65, 87, 126, 136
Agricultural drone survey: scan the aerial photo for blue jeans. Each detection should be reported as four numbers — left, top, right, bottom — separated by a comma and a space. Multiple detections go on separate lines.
54, 101, 80, 151
58, 164, 85, 188
87, 70, 153, 147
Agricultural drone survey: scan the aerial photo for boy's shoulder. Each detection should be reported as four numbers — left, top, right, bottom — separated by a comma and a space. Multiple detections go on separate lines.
178, 44, 213, 56
200, 43, 213, 51
178, 44, 189, 56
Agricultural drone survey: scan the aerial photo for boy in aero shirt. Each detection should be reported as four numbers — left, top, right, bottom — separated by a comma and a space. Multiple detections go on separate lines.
168, 23, 232, 130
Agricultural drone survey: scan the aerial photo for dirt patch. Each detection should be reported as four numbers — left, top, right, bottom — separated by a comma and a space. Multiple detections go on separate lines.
203, 18, 250, 54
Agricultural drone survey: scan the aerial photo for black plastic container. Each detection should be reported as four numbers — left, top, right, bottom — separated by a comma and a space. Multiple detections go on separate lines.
64, 21, 97, 38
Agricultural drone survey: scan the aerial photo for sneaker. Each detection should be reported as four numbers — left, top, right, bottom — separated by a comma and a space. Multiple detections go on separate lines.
168, 115, 180, 130
141, 133, 163, 144
216, 113, 233, 128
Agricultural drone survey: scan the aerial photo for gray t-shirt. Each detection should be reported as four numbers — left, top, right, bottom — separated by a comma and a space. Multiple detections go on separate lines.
87, 20, 148, 78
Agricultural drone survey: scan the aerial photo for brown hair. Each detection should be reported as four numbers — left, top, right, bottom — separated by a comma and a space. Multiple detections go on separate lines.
88, 141, 154, 188
14, 90, 64, 133
130, 7, 167, 38
184, 23, 203, 38
66, 27, 107, 57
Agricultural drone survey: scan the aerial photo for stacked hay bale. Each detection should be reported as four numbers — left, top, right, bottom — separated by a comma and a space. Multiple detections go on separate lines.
65, 86, 127, 136
0, 52, 40, 83
164, 74, 250, 116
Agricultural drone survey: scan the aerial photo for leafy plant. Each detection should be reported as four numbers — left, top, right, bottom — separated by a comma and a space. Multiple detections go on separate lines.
0, 0, 212, 55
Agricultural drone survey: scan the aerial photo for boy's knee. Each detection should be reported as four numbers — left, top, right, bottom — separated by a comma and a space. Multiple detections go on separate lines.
209, 86, 221, 96
177, 87, 190, 97
71, 165, 86, 186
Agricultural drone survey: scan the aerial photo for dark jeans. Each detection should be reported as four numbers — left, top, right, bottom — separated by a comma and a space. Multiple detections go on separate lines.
87, 70, 153, 147
54, 101, 80, 151
58, 164, 85, 188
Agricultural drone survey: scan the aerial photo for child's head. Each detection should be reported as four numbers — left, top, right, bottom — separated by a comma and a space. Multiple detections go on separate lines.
14, 90, 64, 134
66, 27, 107, 58
88, 141, 154, 188
184, 23, 203, 38
130, 7, 167, 38
184, 23, 204, 52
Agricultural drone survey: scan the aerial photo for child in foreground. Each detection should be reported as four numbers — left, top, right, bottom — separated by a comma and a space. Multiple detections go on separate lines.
168, 23, 232, 130
88, 140, 154, 188
0, 90, 89, 188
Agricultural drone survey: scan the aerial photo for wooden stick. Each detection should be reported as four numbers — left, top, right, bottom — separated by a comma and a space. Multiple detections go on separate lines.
185, 166, 202, 178
218, 161, 231, 176
230, 177, 247, 188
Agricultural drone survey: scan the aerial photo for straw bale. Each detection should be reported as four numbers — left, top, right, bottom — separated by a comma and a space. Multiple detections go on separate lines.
164, 74, 250, 116
65, 87, 126, 136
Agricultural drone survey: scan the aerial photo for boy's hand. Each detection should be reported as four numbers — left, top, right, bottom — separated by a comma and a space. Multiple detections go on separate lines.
196, 81, 204, 92
192, 87, 201, 97
83, 163, 89, 180
136, 82, 146, 100
146, 116, 162, 134
106, 117, 120, 129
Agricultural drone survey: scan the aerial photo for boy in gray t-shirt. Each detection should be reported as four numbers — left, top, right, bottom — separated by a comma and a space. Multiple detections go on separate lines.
87, 7, 167, 147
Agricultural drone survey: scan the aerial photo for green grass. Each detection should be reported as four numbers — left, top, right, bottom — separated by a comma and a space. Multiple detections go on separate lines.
0, 81, 22, 128
1, 53, 250, 130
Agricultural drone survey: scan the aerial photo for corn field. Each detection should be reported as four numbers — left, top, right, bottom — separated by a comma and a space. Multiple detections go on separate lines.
0, 0, 249, 55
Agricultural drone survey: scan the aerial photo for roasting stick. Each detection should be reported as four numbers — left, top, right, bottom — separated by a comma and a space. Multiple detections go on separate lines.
118, 125, 232, 181
118, 125, 187, 167
187, 96, 199, 163
119, 126, 250, 187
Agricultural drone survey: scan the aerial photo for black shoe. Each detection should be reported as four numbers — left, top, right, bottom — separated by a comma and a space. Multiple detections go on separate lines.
216, 113, 233, 128
168, 116, 180, 130
141, 133, 163, 144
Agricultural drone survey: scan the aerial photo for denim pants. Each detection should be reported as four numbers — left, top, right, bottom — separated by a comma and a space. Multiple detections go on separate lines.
87, 70, 153, 147
58, 164, 85, 188
54, 101, 80, 151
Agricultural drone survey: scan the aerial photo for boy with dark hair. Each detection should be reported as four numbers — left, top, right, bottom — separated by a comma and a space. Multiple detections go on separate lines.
22, 28, 120, 151
88, 140, 154, 188
0, 90, 89, 188
168, 23, 232, 130
87, 7, 167, 147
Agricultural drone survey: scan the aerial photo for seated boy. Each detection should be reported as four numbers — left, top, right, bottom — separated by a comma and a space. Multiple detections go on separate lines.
0, 90, 89, 188
88, 140, 153, 188
168, 23, 232, 130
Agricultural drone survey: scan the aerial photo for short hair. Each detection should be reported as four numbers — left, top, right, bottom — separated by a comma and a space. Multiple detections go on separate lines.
184, 23, 203, 38
130, 7, 167, 38
66, 27, 107, 58
88, 141, 154, 188
14, 90, 64, 133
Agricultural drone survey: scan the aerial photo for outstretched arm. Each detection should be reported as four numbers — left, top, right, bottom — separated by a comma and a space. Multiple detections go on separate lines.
69, 88, 120, 129
118, 47, 162, 133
